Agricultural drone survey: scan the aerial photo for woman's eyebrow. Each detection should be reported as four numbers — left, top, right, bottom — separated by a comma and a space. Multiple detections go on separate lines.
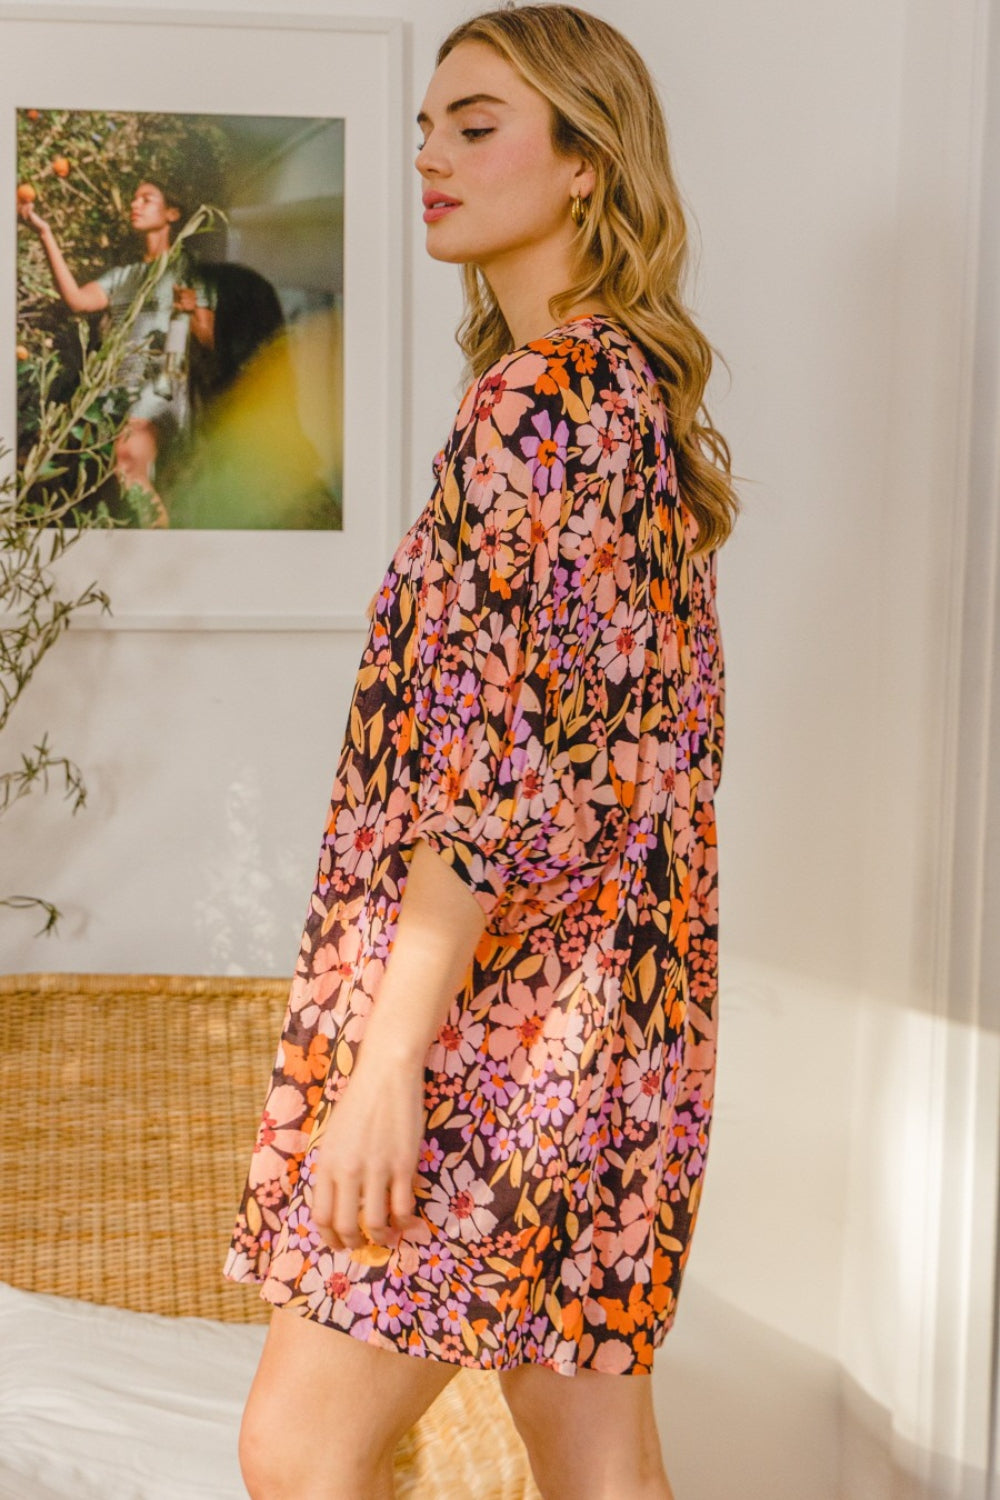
416, 93, 509, 128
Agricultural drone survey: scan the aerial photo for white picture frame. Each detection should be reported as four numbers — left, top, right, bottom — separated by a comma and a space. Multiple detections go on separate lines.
1, 6, 405, 631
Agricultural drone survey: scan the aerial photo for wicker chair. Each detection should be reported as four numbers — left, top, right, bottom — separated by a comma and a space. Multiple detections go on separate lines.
0, 973, 542, 1499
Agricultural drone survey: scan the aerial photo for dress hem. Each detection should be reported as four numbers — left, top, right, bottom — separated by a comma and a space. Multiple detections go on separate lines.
223, 1267, 660, 1378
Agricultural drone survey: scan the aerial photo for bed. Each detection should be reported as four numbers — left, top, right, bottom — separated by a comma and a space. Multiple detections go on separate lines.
0, 973, 541, 1499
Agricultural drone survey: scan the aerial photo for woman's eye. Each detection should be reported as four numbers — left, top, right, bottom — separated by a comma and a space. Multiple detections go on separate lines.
462, 127, 494, 141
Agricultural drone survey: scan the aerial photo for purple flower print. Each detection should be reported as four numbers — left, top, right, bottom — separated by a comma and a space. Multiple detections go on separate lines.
490, 1126, 517, 1161
284, 1203, 321, 1256
532, 1072, 575, 1128
520, 410, 568, 495
418, 1243, 459, 1287
478, 1059, 516, 1108
375, 1280, 416, 1336
625, 816, 656, 862
418, 1137, 445, 1175
435, 668, 481, 728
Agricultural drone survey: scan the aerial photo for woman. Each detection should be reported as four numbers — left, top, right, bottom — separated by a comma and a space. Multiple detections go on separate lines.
18, 177, 214, 518
227, 7, 736, 1498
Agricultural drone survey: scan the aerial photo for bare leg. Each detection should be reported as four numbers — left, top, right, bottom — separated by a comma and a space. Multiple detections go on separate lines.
115, 419, 167, 526
499, 1362, 676, 1500
239, 1305, 459, 1500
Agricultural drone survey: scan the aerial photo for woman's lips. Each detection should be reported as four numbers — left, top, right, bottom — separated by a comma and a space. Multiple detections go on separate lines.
423, 199, 460, 224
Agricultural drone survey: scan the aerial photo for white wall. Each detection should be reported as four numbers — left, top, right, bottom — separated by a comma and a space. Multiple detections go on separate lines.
2, 1, 993, 1497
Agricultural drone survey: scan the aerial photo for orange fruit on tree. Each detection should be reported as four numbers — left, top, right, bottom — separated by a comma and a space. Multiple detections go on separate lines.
17, 183, 36, 203
26, 109, 41, 121
16, 346, 29, 361
52, 156, 70, 178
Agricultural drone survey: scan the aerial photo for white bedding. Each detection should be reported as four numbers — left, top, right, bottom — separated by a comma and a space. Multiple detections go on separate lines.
0, 1282, 266, 1499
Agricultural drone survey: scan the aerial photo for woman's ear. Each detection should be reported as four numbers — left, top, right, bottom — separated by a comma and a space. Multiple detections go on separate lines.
570, 156, 597, 204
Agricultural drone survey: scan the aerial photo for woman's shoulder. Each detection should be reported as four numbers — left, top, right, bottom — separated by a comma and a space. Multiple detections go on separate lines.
452, 314, 651, 439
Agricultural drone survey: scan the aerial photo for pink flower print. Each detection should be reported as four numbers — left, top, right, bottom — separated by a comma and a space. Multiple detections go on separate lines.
424, 1160, 499, 1242
470, 510, 520, 587
472, 373, 536, 436
248, 1083, 309, 1185
597, 603, 649, 683
598, 384, 629, 418
621, 1050, 664, 1126
428, 1013, 485, 1077
592, 1339, 635, 1375
520, 410, 568, 496
488, 988, 553, 1078
596, 1191, 654, 1280
289, 932, 358, 1027
665, 445, 679, 497
474, 373, 508, 423
490, 1126, 517, 1162
462, 450, 510, 507
332, 801, 381, 883
572, 513, 635, 615
232, 1225, 260, 1256
299, 1255, 375, 1328
256, 1178, 284, 1209
578, 403, 629, 478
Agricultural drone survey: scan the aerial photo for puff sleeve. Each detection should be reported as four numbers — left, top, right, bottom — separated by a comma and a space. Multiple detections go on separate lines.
401, 334, 659, 924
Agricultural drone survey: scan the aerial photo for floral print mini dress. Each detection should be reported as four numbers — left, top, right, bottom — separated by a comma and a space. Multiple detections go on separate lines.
224, 314, 724, 1377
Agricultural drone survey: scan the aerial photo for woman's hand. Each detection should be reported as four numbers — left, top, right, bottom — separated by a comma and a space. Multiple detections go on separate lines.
311, 1054, 426, 1251
172, 284, 199, 315
17, 200, 49, 234
308, 839, 486, 1255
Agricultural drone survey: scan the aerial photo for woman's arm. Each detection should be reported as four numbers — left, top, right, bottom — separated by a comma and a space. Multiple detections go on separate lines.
172, 284, 215, 349
17, 202, 108, 314
310, 837, 486, 1251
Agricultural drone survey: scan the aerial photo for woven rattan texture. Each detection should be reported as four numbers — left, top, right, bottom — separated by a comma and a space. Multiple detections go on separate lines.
0, 972, 286, 1322
0, 974, 543, 1499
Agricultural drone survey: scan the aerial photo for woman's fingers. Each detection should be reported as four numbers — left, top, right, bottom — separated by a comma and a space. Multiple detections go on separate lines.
390, 1169, 419, 1231
362, 1169, 393, 1244
310, 1160, 340, 1248
331, 1167, 365, 1249
313, 1160, 418, 1250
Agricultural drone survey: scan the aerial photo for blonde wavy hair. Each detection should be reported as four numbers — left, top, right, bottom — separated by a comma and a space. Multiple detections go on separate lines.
436, 3, 738, 552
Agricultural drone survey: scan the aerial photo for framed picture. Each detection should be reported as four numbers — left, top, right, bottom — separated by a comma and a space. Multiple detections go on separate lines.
1, 7, 405, 629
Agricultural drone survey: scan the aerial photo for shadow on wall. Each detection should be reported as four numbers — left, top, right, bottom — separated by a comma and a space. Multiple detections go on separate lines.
654, 1276, 841, 1500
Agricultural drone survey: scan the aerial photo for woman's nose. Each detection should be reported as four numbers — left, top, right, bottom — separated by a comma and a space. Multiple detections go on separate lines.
415, 135, 449, 176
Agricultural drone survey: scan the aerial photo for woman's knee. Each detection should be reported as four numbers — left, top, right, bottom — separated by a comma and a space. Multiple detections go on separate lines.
499, 1364, 671, 1500
239, 1401, 393, 1500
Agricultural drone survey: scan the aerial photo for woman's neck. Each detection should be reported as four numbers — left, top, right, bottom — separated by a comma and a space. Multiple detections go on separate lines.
142, 226, 173, 261
482, 244, 608, 347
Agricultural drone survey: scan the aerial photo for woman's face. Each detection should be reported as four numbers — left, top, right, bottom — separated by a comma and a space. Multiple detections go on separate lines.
129, 183, 179, 235
416, 40, 591, 275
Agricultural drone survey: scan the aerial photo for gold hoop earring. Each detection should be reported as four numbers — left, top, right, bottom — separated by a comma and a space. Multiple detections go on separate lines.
570, 193, 589, 228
